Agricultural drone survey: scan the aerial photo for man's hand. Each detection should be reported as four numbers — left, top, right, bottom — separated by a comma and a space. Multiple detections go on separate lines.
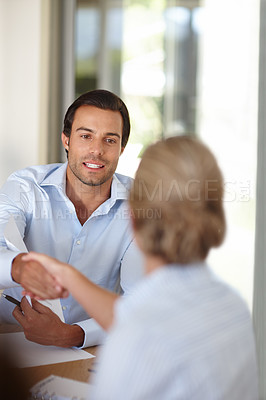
11, 253, 68, 299
12, 297, 85, 347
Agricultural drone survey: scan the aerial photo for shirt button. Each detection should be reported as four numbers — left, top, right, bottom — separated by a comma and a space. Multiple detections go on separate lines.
76, 240, 81, 245
62, 306, 67, 311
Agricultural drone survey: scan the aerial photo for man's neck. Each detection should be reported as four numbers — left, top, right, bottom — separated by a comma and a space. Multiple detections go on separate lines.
66, 176, 112, 225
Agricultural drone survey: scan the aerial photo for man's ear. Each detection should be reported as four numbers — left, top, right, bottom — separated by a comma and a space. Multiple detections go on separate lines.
61, 132, 69, 150
120, 146, 125, 156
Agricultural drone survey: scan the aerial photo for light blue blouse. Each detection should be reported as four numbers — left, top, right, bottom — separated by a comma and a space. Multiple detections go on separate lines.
92, 264, 258, 399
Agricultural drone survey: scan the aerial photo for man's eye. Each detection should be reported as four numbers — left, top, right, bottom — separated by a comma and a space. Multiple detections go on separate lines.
106, 138, 116, 144
81, 134, 91, 139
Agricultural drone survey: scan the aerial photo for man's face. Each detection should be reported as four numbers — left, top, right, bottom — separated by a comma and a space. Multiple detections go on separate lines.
63, 105, 124, 188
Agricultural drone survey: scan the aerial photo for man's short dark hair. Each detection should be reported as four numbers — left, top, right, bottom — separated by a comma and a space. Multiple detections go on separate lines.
63, 89, 130, 148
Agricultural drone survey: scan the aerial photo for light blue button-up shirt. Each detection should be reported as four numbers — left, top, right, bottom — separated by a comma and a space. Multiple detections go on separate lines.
0, 163, 143, 347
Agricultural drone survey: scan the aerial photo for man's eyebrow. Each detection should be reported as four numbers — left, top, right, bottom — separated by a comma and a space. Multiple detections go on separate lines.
105, 132, 121, 139
76, 127, 94, 133
76, 127, 121, 138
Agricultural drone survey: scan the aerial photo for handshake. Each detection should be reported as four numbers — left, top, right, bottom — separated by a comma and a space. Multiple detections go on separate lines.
19, 252, 71, 301
15, 252, 117, 334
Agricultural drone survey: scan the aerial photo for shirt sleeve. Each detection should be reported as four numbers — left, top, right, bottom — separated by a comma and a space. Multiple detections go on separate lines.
0, 180, 28, 289
0, 248, 21, 288
73, 318, 107, 348
90, 318, 153, 399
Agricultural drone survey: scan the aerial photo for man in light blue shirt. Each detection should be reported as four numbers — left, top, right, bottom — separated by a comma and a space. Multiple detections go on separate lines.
0, 89, 143, 348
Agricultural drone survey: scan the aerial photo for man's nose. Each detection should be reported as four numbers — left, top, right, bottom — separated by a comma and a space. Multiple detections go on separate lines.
89, 138, 104, 155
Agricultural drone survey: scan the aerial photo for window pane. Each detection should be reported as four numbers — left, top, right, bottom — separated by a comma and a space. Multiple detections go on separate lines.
197, 0, 259, 308
75, 4, 100, 96
75, 0, 259, 308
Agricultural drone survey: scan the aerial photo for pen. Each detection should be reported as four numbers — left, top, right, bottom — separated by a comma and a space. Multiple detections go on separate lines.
2, 293, 21, 307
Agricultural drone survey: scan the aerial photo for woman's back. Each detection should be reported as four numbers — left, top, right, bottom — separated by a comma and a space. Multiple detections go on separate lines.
93, 264, 258, 399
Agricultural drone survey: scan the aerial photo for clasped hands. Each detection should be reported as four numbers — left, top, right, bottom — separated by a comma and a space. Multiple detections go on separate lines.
14, 252, 70, 300
11, 253, 85, 347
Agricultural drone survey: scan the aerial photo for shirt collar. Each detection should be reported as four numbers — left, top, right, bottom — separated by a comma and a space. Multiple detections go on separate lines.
40, 162, 130, 201
40, 162, 67, 192
111, 173, 130, 201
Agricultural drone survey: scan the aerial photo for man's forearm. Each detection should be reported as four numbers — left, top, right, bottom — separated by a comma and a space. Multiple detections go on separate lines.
59, 323, 85, 348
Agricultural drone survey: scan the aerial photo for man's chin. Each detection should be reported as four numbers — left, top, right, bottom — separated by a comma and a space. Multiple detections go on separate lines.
68, 163, 116, 188
85, 180, 105, 187
79, 175, 113, 187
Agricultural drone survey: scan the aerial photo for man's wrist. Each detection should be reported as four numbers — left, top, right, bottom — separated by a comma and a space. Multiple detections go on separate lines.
62, 324, 85, 348
11, 253, 26, 283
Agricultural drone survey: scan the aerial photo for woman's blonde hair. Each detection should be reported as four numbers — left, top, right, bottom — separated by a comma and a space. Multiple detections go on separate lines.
129, 136, 226, 264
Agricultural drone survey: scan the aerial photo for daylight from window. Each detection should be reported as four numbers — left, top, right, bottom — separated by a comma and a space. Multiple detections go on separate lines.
75, 0, 259, 308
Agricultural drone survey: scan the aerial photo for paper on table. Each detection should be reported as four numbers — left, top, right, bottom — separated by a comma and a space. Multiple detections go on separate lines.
31, 297, 65, 322
30, 375, 93, 400
3, 215, 65, 322
0, 331, 94, 368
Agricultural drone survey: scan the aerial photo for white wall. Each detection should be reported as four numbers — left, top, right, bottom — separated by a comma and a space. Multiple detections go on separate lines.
0, 0, 42, 186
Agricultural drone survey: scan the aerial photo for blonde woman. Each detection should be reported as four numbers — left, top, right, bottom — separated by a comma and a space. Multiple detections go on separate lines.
23, 136, 258, 399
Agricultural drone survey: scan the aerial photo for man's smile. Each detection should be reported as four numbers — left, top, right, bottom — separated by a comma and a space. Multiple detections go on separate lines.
83, 162, 105, 169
